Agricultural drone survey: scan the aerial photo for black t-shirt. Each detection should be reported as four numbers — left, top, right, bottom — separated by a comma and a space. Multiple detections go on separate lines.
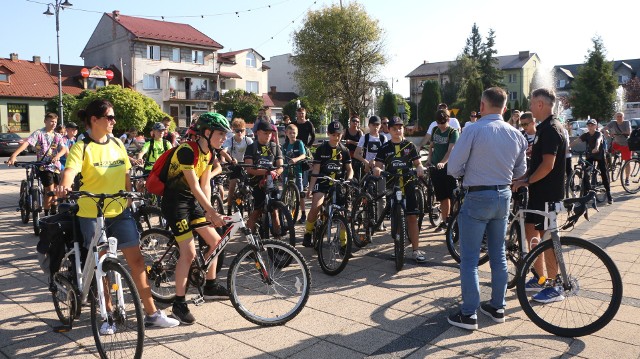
375, 139, 420, 176
529, 115, 567, 201
244, 141, 283, 185
295, 121, 316, 147
344, 128, 362, 153
579, 131, 604, 160
313, 141, 351, 180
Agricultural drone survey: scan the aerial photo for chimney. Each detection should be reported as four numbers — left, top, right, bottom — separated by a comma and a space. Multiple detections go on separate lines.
113, 10, 120, 20
519, 51, 530, 59
423, 60, 428, 64
33, 56, 41, 64
9, 53, 18, 61
270, 86, 276, 95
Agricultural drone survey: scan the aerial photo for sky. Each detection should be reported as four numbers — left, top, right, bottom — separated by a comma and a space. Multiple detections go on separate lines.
2, 0, 638, 98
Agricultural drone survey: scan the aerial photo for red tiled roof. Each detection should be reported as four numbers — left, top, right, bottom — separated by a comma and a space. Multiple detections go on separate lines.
219, 71, 242, 79
262, 93, 275, 107
266, 91, 298, 108
43, 63, 132, 95
0, 58, 59, 98
218, 48, 265, 61
106, 13, 223, 49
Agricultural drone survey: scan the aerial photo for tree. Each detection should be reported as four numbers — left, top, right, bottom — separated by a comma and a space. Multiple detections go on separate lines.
441, 81, 459, 108
282, 97, 324, 129
461, 75, 483, 121
407, 100, 418, 123
571, 37, 618, 121
624, 76, 640, 102
521, 96, 529, 113
463, 23, 482, 59
292, 3, 386, 117
478, 29, 504, 89
213, 89, 263, 124
418, 80, 441, 129
46, 94, 77, 123
396, 94, 411, 122
378, 91, 398, 119
72, 85, 169, 134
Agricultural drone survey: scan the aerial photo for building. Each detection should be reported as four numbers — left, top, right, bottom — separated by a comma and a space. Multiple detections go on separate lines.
554, 58, 640, 98
263, 53, 299, 94
217, 48, 269, 96
406, 51, 541, 108
263, 86, 298, 122
0, 53, 126, 135
81, 10, 224, 127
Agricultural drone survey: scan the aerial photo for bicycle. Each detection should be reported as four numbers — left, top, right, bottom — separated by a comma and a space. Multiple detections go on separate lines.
566, 150, 607, 202
419, 149, 442, 228
46, 191, 144, 358
309, 174, 356, 275
139, 210, 311, 326
129, 172, 166, 232
508, 190, 622, 337
11, 161, 47, 235
280, 161, 307, 222
605, 143, 622, 183
621, 152, 640, 194
350, 167, 382, 248
225, 165, 255, 217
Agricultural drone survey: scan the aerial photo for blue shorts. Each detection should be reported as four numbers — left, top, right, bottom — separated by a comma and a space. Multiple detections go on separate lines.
78, 208, 139, 250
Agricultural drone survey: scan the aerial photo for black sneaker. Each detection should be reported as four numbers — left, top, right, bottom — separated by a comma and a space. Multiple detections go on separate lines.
302, 233, 313, 247
203, 283, 229, 300
298, 213, 306, 225
479, 302, 505, 323
171, 302, 195, 325
447, 310, 478, 330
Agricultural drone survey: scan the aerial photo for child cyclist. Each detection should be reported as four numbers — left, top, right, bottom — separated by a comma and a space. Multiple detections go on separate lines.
303, 121, 353, 247
282, 124, 307, 223
160, 112, 231, 325
373, 116, 427, 263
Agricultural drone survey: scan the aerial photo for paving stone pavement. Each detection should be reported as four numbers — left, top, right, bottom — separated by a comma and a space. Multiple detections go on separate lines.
1, 163, 639, 359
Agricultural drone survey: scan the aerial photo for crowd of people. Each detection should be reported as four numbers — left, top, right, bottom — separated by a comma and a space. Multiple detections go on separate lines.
4, 86, 635, 332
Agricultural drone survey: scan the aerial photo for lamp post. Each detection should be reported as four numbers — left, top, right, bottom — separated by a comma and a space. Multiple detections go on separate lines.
44, 0, 73, 126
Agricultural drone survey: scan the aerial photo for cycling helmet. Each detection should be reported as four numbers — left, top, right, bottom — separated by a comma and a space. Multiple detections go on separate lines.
196, 112, 231, 134
186, 123, 198, 137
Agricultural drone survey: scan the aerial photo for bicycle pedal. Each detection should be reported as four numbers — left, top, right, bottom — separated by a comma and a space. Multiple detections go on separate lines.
192, 295, 205, 306
16, 208, 20, 212
53, 324, 72, 333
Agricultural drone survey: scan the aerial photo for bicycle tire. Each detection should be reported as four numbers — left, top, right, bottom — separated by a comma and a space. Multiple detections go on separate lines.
621, 158, 640, 194
318, 214, 352, 276
516, 236, 623, 337
90, 261, 144, 359
268, 201, 296, 247
32, 208, 40, 236
393, 204, 406, 271
19, 180, 29, 224
134, 205, 167, 232
506, 221, 523, 289
51, 272, 81, 325
610, 156, 621, 182
139, 228, 179, 303
566, 169, 583, 198
445, 214, 490, 266
281, 182, 301, 222
427, 184, 442, 227
228, 239, 311, 326
415, 183, 426, 230
351, 193, 373, 248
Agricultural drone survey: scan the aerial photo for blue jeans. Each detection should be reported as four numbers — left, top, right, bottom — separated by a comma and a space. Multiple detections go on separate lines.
78, 208, 140, 250
458, 188, 511, 315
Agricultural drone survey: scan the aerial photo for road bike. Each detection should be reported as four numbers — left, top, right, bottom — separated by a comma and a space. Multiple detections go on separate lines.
12, 161, 47, 235
46, 191, 144, 358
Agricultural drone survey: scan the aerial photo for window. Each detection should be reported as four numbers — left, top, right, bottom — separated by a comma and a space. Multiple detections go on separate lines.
246, 52, 256, 68
192, 50, 204, 64
558, 79, 566, 88
246, 81, 259, 93
146, 45, 160, 60
220, 81, 226, 90
510, 91, 518, 101
7, 103, 29, 132
143, 74, 161, 90
619, 75, 629, 84
87, 78, 106, 89
171, 48, 180, 62
0, 73, 7, 82
508, 74, 517, 83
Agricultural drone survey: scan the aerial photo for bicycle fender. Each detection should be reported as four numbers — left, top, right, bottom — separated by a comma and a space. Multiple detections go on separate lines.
96, 256, 122, 277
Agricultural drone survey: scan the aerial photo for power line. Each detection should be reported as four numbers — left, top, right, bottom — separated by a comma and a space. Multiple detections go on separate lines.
255, 1, 318, 51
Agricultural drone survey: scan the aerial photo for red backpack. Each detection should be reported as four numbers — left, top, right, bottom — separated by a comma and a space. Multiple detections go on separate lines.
146, 141, 199, 196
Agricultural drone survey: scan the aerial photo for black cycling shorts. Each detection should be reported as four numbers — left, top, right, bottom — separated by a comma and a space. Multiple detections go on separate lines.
37, 169, 60, 187
386, 181, 419, 215
161, 195, 208, 242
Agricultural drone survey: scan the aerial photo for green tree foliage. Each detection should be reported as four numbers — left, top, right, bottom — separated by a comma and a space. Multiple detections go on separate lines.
396, 94, 411, 122
407, 100, 418, 123
513, 100, 521, 112
282, 97, 324, 129
463, 23, 482, 59
461, 75, 483, 121
521, 96, 529, 113
45, 94, 77, 123
441, 81, 459, 107
378, 91, 398, 119
72, 85, 169, 134
418, 80, 441, 129
213, 89, 263, 124
292, 3, 386, 117
478, 29, 504, 89
571, 37, 618, 121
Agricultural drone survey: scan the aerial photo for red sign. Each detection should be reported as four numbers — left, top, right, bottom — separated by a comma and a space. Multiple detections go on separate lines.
80, 68, 89, 78
105, 70, 114, 81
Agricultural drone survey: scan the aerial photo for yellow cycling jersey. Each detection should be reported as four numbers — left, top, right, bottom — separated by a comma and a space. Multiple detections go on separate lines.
164, 142, 213, 195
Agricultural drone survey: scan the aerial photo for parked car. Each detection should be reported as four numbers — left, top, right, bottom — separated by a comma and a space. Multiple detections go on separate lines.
0, 133, 27, 155
569, 120, 588, 136
629, 118, 640, 130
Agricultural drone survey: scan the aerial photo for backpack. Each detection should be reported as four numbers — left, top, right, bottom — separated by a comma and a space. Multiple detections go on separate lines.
146, 141, 200, 196
144, 138, 172, 165
628, 128, 640, 151
363, 133, 387, 157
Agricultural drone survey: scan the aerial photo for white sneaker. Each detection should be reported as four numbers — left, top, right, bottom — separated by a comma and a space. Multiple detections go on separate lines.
100, 321, 116, 335
145, 310, 180, 328
413, 250, 427, 263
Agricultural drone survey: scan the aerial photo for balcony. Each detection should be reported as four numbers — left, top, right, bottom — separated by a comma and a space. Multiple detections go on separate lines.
169, 90, 219, 101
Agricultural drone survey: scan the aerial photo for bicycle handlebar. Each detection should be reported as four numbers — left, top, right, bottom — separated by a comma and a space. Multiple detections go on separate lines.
7, 161, 50, 168
49, 190, 143, 201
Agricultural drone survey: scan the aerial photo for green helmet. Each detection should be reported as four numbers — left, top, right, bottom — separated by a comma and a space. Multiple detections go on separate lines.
196, 112, 230, 134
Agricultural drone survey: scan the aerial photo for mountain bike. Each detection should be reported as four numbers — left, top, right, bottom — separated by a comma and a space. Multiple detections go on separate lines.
225, 165, 255, 217
605, 144, 622, 182
566, 150, 607, 202
621, 152, 640, 194
350, 168, 382, 248
280, 162, 306, 222
46, 191, 144, 359
11, 161, 47, 235
139, 210, 311, 326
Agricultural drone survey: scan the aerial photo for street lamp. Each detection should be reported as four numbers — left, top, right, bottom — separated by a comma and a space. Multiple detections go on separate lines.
44, 0, 73, 126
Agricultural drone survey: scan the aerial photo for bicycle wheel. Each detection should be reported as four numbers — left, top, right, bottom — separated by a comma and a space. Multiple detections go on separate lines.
134, 205, 166, 232
351, 193, 373, 248
268, 201, 296, 247
427, 185, 442, 227
281, 183, 301, 222
31, 186, 41, 235
445, 215, 490, 265
90, 261, 144, 359
139, 228, 179, 303
516, 236, 623, 337
51, 272, 80, 325
393, 205, 406, 271
506, 221, 523, 289
19, 180, 29, 224
415, 184, 426, 230
228, 240, 311, 326
621, 158, 640, 194
609, 156, 621, 182
566, 169, 583, 198
318, 214, 352, 276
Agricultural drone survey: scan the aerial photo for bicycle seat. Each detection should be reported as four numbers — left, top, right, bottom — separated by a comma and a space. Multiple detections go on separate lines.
57, 202, 79, 215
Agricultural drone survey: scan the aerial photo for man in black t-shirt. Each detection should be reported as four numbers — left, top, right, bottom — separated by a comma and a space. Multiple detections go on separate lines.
294, 107, 316, 190
570, 118, 611, 203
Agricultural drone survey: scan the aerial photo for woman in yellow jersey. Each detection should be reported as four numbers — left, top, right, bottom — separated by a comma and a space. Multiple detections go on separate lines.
160, 112, 230, 325
55, 99, 178, 333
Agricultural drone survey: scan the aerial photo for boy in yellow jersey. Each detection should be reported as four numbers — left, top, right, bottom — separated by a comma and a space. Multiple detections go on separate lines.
373, 116, 427, 263
160, 112, 231, 325
303, 121, 353, 247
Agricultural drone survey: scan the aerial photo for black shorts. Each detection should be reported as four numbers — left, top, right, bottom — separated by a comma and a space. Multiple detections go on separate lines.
161, 195, 208, 242
253, 186, 267, 209
525, 193, 555, 230
430, 166, 457, 201
387, 181, 419, 215
37, 169, 59, 188
312, 180, 347, 206
228, 164, 243, 180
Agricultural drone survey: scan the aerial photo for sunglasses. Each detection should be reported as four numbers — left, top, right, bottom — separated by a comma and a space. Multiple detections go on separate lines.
101, 115, 116, 121
470, 115, 477, 118
234, 129, 245, 133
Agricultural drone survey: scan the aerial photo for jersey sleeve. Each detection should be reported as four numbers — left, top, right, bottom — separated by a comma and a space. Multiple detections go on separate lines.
313, 143, 323, 164
244, 142, 255, 162
176, 145, 196, 169
450, 128, 460, 144
26, 129, 40, 146
341, 146, 351, 164
273, 143, 283, 160
297, 140, 306, 155
408, 142, 420, 162
357, 135, 365, 148
579, 133, 588, 142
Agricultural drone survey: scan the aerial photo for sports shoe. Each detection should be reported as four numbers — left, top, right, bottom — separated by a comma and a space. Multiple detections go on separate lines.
100, 320, 116, 335
302, 233, 313, 247
413, 250, 427, 263
625, 179, 630, 187
298, 213, 306, 225
447, 311, 478, 330
145, 309, 179, 328
171, 301, 196, 325
203, 282, 230, 299
524, 276, 545, 293
434, 221, 447, 233
607, 194, 613, 205
532, 286, 565, 304
479, 302, 505, 323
